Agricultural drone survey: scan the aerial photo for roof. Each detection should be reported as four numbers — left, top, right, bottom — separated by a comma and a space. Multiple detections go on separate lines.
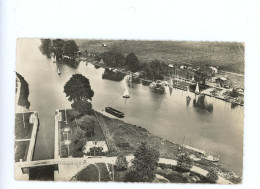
220, 77, 227, 81
84, 141, 108, 153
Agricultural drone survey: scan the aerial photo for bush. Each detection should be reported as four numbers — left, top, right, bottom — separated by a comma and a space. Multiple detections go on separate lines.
207, 168, 219, 183
176, 154, 193, 172
116, 142, 130, 148
67, 109, 82, 122
115, 153, 128, 171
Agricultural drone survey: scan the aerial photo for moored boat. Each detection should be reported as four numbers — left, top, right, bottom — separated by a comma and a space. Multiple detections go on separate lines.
203, 155, 220, 162
123, 87, 130, 98
105, 107, 125, 118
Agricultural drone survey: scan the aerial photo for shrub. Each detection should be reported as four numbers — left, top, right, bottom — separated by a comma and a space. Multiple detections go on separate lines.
177, 154, 193, 172
207, 168, 219, 183
115, 153, 128, 171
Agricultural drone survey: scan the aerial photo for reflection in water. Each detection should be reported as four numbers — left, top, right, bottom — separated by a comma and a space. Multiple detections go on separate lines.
193, 95, 214, 113
186, 97, 191, 106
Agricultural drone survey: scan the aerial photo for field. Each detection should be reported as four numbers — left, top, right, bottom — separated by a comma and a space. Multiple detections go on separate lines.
76, 40, 244, 74
15, 112, 34, 139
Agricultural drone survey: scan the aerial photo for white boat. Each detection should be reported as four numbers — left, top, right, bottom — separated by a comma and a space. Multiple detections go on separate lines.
169, 77, 173, 89
195, 83, 200, 95
53, 55, 56, 63
204, 155, 220, 162
123, 87, 130, 98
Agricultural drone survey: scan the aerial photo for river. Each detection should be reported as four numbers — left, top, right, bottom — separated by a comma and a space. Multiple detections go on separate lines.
16, 39, 244, 176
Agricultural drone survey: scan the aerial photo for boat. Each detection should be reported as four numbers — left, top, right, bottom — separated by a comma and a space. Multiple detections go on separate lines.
122, 87, 130, 98
105, 107, 125, 118
204, 155, 220, 162
195, 83, 200, 95
53, 55, 56, 63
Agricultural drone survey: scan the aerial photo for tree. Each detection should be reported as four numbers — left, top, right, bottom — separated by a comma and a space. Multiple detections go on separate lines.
16, 72, 30, 109
77, 115, 96, 137
70, 127, 86, 157
39, 39, 53, 58
71, 98, 92, 115
115, 153, 128, 171
53, 39, 65, 59
207, 168, 219, 183
176, 154, 193, 172
63, 40, 79, 57
125, 53, 140, 72
89, 146, 104, 156
64, 74, 94, 102
125, 142, 160, 182
194, 66, 213, 85
100, 51, 125, 67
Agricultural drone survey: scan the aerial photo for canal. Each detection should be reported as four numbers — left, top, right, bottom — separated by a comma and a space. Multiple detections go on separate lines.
16, 39, 243, 176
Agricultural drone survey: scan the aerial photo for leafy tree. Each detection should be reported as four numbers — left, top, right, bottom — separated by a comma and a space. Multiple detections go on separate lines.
64, 74, 94, 102
70, 127, 86, 157
125, 142, 160, 182
207, 168, 219, 183
229, 89, 239, 97
115, 153, 128, 171
176, 154, 193, 171
53, 39, 65, 59
39, 39, 53, 58
194, 66, 213, 85
16, 72, 30, 109
63, 40, 79, 57
71, 98, 93, 115
125, 53, 140, 72
77, 115, 96, 137
100, 51, 125, 67
89, 146, 104, 156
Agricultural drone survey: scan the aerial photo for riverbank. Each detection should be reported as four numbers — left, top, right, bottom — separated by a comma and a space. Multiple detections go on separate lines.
94, 111, 241, 183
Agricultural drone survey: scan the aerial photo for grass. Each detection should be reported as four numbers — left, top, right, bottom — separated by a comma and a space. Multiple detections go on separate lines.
95, 111, 180, 159
95, 163, 111, 181
76, 40, 244, 74
15, 141, 30, 162
15, 112, 34, 139
76, 164, 99, 181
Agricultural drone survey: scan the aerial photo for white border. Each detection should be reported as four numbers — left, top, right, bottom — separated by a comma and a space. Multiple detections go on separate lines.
1, 0, 260, 189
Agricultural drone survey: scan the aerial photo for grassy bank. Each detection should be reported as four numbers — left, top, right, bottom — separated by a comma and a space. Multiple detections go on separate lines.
76, 40, 244, 74
15, 112, 34, 139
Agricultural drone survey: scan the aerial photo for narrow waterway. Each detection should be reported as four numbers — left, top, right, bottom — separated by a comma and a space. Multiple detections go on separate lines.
16, 39, 243, 176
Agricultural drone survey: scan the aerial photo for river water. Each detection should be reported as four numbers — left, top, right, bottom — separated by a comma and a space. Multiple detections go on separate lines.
16, 39, 244, 176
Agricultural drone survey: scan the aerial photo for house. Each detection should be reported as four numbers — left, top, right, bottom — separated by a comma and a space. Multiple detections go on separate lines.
83, 141, 108, 154
101, 43, 107, 47
168, 64, 174, 68
180, 65, 187, 69
209, 66, 218, 74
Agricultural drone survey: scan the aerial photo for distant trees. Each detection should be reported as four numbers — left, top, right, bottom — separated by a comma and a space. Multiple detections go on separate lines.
115, 153, 128, 171
194, 66, 213, 85
63, 40, 79, 57
176, 154, 193, 172
39, 39, 53, 58
125, 53, 140, 72
207, 168, 219, 183
100, 51, 125, 67
125, 142, 160, 182
16, 72, 30, 109
141, 59, 168, 80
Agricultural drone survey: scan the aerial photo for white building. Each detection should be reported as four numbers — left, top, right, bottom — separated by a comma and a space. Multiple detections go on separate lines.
209, 66, 218, 74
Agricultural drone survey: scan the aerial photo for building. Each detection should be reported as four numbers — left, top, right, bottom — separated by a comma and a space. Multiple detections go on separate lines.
209, 66, 218, 74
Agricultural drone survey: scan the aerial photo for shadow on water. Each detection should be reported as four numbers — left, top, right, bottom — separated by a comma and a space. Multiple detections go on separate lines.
193, 95, 214, 113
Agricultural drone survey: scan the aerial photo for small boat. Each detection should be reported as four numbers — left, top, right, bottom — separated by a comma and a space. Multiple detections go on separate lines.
204, 155, 220, 162
123, 87, 130, 98
105, 107, 125, 118
53, 55, 56, 63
